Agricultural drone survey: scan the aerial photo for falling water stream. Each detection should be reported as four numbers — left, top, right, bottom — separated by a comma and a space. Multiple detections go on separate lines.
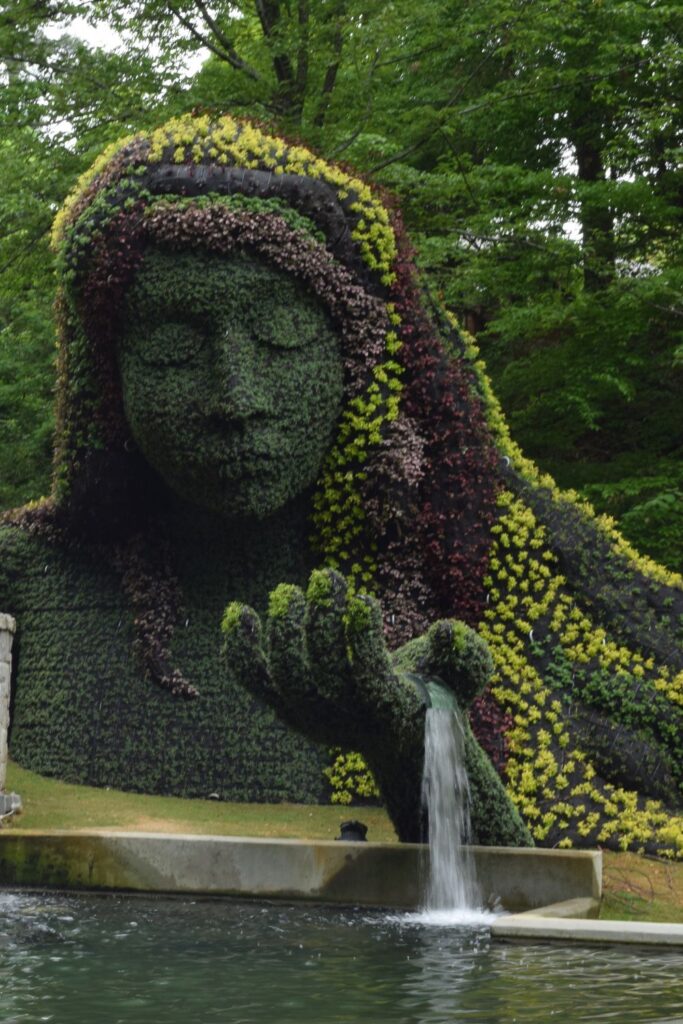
417, 700, 497, 925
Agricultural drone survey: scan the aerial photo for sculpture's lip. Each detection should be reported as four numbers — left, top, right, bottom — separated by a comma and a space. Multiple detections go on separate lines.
201, 453, 278, 480
215, 462, 276, 482
187, 440, 282, 474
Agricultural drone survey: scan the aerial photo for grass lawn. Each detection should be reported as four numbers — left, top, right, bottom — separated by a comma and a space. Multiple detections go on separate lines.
601, 850, 683, 924
4, 761, 682, 922
3, 760, 398, 842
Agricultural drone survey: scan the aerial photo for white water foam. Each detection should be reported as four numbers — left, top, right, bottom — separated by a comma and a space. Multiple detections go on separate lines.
402, 906, 499, 927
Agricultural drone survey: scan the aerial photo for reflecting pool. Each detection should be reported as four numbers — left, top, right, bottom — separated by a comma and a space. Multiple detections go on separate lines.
1, 892, 682, 1024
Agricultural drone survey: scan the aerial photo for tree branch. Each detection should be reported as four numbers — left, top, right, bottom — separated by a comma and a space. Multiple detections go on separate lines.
191, 0, 256, 71
0, 228, 49, 277
253, 0, 276, 37
450, 225, 552, 253
368, 41, 505, 173
253, 0, 295, 88
295, 0, 309, 96
374, 42, 442, 69
437, 127, 480, 210
328, 50, 380, 154
168, 1, 262, 81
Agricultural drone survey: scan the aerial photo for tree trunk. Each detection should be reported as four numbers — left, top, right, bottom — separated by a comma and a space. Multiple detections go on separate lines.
569, 93, 615, 292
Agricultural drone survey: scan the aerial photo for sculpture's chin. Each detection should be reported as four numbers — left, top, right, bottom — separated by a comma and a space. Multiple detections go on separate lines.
161, 465, 309, 522
200, 486, 291, 522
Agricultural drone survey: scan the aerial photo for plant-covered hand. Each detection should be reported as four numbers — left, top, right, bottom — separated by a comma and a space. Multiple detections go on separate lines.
221, 569, 474, 748
222, 568, 531, 846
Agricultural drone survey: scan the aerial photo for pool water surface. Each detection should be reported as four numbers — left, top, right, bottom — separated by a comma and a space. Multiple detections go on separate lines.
0, 892, 681, 1024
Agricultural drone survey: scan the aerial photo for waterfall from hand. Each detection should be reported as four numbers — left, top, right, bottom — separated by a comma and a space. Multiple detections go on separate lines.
421, 706, 482, 913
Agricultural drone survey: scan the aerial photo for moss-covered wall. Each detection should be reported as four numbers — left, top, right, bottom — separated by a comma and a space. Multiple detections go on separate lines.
1, 522, 328, 803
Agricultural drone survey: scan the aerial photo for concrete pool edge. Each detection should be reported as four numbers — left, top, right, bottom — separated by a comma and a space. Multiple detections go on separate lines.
491, 902, 683, 947
2, 830, 681, 946
0, 829, 599, 913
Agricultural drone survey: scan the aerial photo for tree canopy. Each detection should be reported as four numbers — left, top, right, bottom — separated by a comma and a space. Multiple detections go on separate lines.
1, 0, 681, 569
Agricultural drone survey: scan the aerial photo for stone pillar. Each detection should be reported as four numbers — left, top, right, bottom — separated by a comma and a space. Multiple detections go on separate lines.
0, 612, 16, 795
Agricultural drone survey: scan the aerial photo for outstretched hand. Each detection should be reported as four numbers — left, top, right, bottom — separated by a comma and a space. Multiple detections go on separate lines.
221, 568, 422, 750
221, 568, 531, 847
221, 568, 491, 747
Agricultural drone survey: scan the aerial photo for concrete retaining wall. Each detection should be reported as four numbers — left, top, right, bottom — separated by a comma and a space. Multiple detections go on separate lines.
0, 830, 601, 911
0, 614, 16, 795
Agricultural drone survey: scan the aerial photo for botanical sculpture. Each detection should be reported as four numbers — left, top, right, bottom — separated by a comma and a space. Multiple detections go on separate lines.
1, 114, 681, 855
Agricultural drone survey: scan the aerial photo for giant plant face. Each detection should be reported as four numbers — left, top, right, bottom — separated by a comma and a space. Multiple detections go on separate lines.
118, 247, 344, 519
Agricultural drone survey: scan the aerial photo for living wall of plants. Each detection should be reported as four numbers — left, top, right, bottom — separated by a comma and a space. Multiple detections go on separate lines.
3, 113, 682, 855
0, 519, 330, 802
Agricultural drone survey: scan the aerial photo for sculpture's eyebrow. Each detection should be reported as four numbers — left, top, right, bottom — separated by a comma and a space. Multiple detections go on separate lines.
129, 257, 308, 327
127, 273, 215, 319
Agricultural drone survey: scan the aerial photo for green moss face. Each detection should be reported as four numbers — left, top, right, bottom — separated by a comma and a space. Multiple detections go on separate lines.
118, 248, 344, 519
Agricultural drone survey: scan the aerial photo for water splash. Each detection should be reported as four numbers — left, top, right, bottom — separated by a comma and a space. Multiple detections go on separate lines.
418, 706, 497, 925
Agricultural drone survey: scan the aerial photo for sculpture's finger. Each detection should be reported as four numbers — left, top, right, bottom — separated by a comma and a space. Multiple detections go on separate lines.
425, 619, 465, 675
425, 619, 492, 706
344, 592, 396, 715
305, 568, 350, 700
265, 583, 311, 701
266, 582, 343, 742
221, 602, 276, 706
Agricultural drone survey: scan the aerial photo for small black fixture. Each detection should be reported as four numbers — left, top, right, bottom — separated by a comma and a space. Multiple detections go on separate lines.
336, 819, 368, 842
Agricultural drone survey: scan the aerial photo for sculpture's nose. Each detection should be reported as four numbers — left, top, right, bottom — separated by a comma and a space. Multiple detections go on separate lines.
205, 326, 269, 420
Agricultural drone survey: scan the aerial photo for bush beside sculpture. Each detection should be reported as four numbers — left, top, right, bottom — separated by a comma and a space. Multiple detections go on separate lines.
0, 113, 681, 855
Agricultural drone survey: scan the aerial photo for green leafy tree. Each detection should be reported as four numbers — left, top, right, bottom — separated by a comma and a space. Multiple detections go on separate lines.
348, 0, 683, 571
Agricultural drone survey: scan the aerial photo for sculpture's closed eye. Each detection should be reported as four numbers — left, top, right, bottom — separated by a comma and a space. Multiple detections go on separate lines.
251, 304, 327, 350
134, 321, 207, 367
131, 306, 325, 368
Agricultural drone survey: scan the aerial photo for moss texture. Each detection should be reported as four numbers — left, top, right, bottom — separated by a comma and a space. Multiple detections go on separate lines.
120, 248, 344, 519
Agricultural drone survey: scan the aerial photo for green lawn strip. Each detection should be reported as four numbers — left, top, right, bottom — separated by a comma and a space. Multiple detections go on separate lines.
3, 760, 397, 842
600, 851, 683, 923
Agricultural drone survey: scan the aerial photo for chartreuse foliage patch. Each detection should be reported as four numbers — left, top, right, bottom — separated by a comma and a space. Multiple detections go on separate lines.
480, 492, 683, 854
53, 114, 397, 283
324, 749, 381, 806
444, 314, 683, 855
